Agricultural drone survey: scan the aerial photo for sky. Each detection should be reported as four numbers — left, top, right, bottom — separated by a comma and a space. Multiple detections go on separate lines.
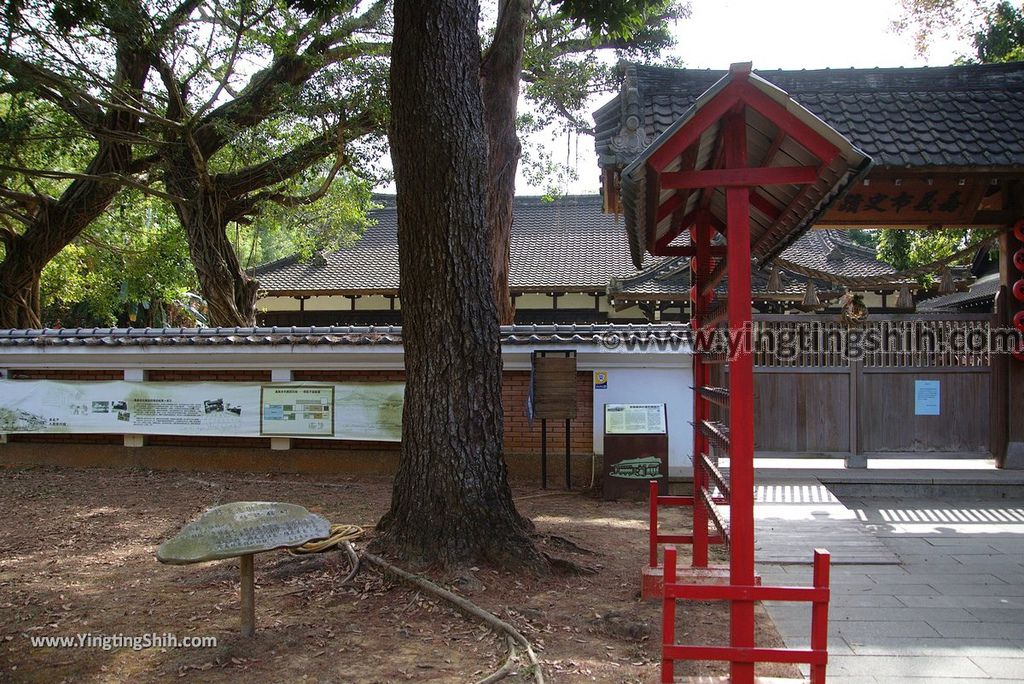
517, 0, 972, 195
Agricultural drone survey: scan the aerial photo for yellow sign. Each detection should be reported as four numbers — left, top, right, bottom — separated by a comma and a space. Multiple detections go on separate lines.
594, 371, 608, 389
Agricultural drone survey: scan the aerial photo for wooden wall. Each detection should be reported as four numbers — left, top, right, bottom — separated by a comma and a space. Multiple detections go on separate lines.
751, 314, 994, 457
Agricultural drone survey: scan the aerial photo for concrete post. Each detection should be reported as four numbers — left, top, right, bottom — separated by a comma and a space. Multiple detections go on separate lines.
0, 368, 6, 444
123, 369, 146, 448
270, 369, 292, 451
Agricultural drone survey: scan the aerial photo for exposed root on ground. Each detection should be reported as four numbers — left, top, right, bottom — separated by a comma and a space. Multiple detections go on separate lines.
360, 550, 545, 684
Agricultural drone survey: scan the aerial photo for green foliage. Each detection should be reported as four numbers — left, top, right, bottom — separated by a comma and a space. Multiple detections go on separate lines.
551, 0, 682, 42
876, 228, 989, 284
973, 1, 1024, 61
522, 1, 687, 133
240, 171, 376, 267
893, 0, 1024, 61
847, 229, 880, 250
39, 192, 196, 327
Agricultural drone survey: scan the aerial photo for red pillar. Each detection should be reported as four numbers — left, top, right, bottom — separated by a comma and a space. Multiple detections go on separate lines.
723, 108, 756, 684
692, 210, 712, 567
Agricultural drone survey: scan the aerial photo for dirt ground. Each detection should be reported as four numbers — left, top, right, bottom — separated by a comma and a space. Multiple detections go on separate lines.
0, 465, 798, 683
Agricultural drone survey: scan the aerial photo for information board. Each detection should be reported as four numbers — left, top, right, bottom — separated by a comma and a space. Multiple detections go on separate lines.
260, 385, 335, 437
914, 380, 941, 416
157, 502, 330, 564
604, 403, 667, 435
0, 379, 403, 441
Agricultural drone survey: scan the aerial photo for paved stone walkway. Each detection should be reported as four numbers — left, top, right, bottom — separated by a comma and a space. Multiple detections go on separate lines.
754, 481, 1024, 683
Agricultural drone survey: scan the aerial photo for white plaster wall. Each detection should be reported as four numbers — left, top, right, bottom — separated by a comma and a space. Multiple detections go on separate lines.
591, 365, 694, 477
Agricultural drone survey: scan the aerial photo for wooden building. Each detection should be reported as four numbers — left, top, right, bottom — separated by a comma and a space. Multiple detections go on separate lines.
255, 195, 906, 325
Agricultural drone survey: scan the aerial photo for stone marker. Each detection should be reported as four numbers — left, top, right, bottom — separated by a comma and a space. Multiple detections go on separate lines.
157, 502, 331, 636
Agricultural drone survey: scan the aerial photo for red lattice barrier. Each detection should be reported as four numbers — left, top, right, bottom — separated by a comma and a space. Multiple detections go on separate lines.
661, 546, 832, 683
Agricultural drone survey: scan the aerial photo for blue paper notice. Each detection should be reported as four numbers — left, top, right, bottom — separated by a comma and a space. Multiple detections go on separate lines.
914, 380, 940, 416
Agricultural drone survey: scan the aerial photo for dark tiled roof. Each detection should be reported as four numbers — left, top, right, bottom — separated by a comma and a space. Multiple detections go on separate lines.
778, 230, 895, 278
0, 324, 688, 348
256, 195, 647, 295
609, 230, 892, 299
918, 273, 999, 311
595, 62, 1024, 170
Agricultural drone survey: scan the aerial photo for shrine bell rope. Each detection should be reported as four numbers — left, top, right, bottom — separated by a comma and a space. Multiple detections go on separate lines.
773, 232, 998, 289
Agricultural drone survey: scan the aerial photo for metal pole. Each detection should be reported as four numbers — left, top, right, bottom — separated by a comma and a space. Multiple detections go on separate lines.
565, 418, 571, 489
541, 419, 548, 489
240, 554, 255, 637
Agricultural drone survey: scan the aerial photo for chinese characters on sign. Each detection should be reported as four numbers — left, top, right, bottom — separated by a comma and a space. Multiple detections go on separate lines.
260, 385, 335, 437
604, 403, 667, 435
821, 178, 985, 225
156, 502, 331, 564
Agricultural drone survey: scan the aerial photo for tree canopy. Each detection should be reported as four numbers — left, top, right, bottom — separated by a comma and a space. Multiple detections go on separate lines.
1, 0, 686, 328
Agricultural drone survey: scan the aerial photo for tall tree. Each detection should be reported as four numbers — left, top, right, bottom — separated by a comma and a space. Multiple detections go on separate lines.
379, 0, 545, 569
150, 0, 389, 325
483, 0, 685, 323
973, 1, 1024, 61
1, 0, 388, 328
0, 0, 174, 328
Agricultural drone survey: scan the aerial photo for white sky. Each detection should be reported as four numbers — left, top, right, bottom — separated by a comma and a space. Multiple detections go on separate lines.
517, 0, 972, 195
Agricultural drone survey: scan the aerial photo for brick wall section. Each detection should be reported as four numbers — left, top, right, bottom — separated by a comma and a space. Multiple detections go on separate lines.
2, 367, 594, 454
147, 370, 271, 382
503, 371, 593, 454
10, 369, 122, 380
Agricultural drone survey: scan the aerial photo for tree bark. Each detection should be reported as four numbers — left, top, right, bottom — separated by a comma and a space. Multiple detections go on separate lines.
481, 0, 530, 326
163, 157, 259, 327
376, 0, 545, 570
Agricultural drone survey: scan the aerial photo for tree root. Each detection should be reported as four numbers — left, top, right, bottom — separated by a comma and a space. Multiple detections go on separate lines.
478, 636, 517, 684
360, 551, 545, 684
339, 541, 361, 585
540, 552, 598, 576
535, 533, 596, 556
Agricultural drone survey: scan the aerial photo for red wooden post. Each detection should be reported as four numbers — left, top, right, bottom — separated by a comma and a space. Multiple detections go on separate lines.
649, 480, 660, 568
723, 108, 756, 684
810, 549, 831, 684
692, 210, 712, 568
661, 546, 678, 683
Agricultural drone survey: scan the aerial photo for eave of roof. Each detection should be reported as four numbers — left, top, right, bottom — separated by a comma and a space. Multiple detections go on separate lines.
918, 273, 999, 310
618, 66, 872, 268
595, 61, 1024, 171
0, 324, 691, 348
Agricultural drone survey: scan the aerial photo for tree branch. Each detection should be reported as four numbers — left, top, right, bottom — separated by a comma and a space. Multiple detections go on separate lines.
0, 164, 185, 205
264, 151, 345, 208
0, 186, 50, 208
193, 2, 389, 158
0, 206, 33, 227
214, 129, 340, 198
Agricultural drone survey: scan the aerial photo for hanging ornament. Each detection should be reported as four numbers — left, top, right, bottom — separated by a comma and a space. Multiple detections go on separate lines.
801, 280, 820, 309
1014, 279, 1024, 303
1014, 248, 1024, 272
840, 291, 869, 324
895, 283, 914, 309
767, 266, 783, 292
938, 267, 955, 295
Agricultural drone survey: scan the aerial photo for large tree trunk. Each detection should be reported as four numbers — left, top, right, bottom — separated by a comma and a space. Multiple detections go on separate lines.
0, 47, 148, 329
164, 161, 259, 327
377, 0, 545, 570
481, 0, 530, 326
0, 234, 43, 328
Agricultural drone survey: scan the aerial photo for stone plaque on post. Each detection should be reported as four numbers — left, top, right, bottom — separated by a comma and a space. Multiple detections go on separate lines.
157, 502, 331, 636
